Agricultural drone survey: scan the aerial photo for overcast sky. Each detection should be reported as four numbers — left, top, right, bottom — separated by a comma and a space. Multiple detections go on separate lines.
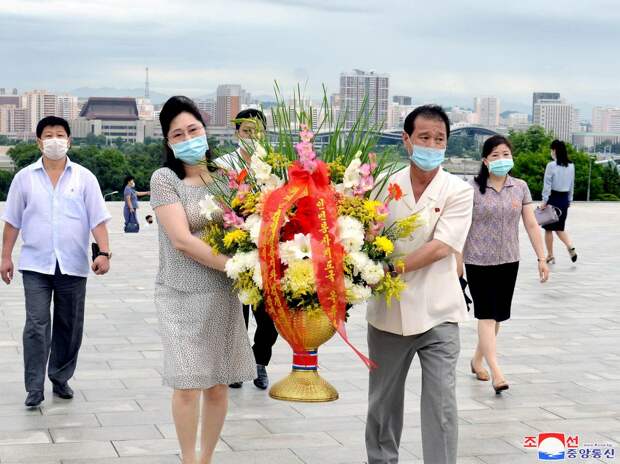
1, 0, 618, 109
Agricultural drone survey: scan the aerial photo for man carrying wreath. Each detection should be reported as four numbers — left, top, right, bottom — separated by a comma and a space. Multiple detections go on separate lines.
365, 105, 474, 464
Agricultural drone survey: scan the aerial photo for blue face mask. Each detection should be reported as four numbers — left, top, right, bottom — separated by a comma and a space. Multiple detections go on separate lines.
488, 158, 514, 176
170, 135, 208, 165
410, 144, 446, 171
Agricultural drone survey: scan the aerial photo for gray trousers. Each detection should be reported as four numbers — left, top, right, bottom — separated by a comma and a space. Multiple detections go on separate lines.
366, 322, 460, 464
22, 264, 87, 392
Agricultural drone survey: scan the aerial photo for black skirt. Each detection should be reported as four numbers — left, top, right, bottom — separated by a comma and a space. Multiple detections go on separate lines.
543, 190, 570, 231
465, 262, 519, 322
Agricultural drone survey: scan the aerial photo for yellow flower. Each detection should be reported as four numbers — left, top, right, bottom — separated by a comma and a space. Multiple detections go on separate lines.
234, 269, 262, 306
240, 193, 258, 215
338, 197, 373, 225
231, 196, 243, 210
223, 229, 249, 249
394, 213, 423, 239
373, 236, 394, 256
375, 273, 407, 308
202, 223, 225, 254
327, 160, 346, 183
282, 260, 316, 297
363, 200, 388, 222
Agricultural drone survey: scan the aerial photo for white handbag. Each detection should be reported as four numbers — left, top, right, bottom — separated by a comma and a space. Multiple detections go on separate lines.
534, 206, 562, 226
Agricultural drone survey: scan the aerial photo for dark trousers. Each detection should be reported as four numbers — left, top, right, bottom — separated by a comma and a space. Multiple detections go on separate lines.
242, 303, 278, 366
21, 264, 87, 392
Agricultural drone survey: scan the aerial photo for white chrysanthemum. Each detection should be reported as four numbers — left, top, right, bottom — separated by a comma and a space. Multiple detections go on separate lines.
261, 173, 284, 192
242, 214, 262, 245
225, 250, 258, 279
280, 233, 312, 265
198, 194, 222, 220
361, 261, 385, 285
252, 262, 263, 289
337, 216, 365, 253
345, 278, 372, 304
343, 154, 362, 189
250, 154, 272, 183
347, 250, 371, 277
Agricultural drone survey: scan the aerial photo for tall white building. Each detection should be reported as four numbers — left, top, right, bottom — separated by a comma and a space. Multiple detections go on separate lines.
387, 102, 416, 130
592, 107, 620, 133
56, 94, 79, 121
533, 99, 578, 141
474, 96, 500, 127
339, 69, 389, 130
21, 90, 58, 131
195, 98, 216, 124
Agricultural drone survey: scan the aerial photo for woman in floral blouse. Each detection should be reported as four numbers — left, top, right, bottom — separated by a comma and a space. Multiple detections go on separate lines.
463, 135, 549, 394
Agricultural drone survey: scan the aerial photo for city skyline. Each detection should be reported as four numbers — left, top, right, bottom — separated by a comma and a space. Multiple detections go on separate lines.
1, 0, 619, 110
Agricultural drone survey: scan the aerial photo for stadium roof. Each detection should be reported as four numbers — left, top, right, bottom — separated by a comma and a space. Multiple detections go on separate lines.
79, 97, 139, 121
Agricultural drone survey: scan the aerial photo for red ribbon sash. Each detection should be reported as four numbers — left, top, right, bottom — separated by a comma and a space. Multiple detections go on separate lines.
258, 160, 376, 369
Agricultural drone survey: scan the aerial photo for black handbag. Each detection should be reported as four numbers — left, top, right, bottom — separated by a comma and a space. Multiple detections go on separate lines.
124, 211, 140, 233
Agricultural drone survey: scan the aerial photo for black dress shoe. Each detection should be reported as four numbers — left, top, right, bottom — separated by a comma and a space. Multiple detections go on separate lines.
25, 391, 44, 408
52, 382, 74, 399
229, 382, 243, 389
253, 364, 269, 390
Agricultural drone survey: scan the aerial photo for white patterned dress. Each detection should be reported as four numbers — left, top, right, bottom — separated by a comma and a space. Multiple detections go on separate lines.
150, 167, 255, 389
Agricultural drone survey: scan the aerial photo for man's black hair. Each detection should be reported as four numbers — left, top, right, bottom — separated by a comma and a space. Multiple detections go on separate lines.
36, 116, 71, 138
403, 105, 451, 139
234, 109, 267, 130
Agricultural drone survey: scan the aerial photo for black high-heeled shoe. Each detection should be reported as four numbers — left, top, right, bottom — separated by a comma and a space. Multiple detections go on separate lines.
493, 380, 509, 394
568, 247, 577, 263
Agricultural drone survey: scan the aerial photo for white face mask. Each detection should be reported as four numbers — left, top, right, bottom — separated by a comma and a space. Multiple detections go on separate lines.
42, 138, 69, 160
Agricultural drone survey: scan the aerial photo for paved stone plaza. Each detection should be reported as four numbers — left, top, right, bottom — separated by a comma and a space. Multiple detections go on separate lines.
0, 201, 618, 463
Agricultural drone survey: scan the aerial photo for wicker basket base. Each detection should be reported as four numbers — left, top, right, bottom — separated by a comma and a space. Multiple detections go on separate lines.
269, 369, 339, 403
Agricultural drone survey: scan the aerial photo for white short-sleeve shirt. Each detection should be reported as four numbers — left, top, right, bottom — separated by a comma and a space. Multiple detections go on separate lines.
366, 167, 474, 336
1, 157, 111, 277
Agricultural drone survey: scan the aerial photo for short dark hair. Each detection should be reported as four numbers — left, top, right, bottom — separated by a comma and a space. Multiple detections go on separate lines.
36, 116, 70, 138
474, 135, 513, 194
122, 175, 134, 189
403, 105, 451, 139
159, 96, 216, 179
550, 139, 571, 167
234, 108, 267, 130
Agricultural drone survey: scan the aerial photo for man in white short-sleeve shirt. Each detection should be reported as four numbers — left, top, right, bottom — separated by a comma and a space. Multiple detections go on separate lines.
365, 106, 474, 464
0, 116, 112, 408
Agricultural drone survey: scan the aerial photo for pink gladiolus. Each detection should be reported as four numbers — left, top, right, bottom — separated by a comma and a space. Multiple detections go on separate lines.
366, 221, 384, 241
226, 170, 239, 189
376, 203, 389, 218
295, 139, 317, 173
299, 124, 314, 143
223, 210, 245, 228
368, 152, 378, 171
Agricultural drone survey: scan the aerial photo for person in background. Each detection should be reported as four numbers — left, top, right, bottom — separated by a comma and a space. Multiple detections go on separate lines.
216, 108, 278, 390
366, 105, 474, 464
151, 96, 254, 464
122, 175, 150, 232
0, 116, 112, 408
541, 139, 577, 264
464, 135, 549, 394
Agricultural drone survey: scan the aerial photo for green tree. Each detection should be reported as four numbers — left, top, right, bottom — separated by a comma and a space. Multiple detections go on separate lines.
600, 162, 620, 198
7, 142, 40, 170
508, 126, 613, 201
510, 151, 549, 200
0, 170, 14, 201
509, 126, 553, 155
